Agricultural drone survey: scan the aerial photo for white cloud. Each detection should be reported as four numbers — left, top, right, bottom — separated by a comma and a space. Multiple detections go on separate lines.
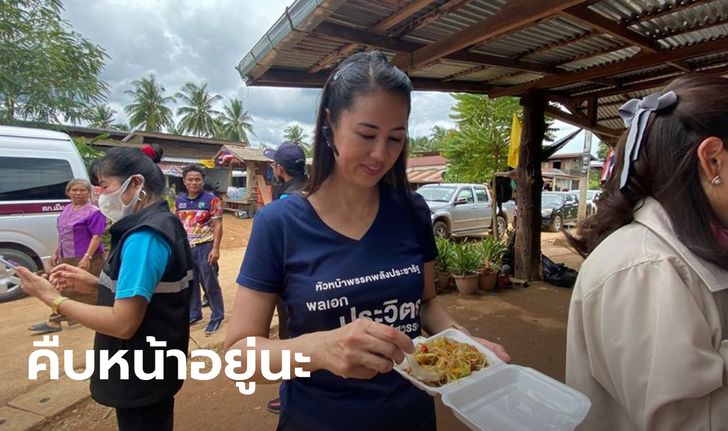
61, 0, 582, 150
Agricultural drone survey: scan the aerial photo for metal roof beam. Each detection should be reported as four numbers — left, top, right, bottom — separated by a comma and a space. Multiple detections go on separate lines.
544, 105, 622, 137
390, 0, 472, 37
250, 67, 492, 93
489, 36, 728, 97
391, 0, 589, 71
561, 5, 690, 72
312, 22, 560, 74
309, 0, 436, 73
371, 0, 437, 34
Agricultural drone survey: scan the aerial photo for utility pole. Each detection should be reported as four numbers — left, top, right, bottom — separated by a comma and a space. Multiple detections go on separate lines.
577, 130, 593, 222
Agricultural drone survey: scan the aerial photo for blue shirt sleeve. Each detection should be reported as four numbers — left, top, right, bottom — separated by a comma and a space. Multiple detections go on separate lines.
115, 229, 171, 302
236, 209, 284, 294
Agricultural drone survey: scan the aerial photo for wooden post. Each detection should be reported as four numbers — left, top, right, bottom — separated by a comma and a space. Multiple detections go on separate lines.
515, 90, 546, 280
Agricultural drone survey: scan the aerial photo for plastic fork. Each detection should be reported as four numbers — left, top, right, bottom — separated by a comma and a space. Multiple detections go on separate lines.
404, 353, 442, 383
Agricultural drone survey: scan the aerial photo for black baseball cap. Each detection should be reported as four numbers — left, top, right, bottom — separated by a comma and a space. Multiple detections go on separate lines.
264, 142, 306, 175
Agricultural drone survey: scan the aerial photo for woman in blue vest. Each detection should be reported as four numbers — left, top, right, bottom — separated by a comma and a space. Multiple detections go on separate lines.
17, 146, 193, 431
225, 51, 510, 431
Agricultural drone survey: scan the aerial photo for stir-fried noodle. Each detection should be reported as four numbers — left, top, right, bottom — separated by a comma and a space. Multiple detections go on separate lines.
410, 336, 488, 387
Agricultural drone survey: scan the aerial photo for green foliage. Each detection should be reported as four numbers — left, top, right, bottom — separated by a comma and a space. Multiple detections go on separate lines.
87, 105, 117, 129
0, 0, 109, 124
408, 135, 437, 154
597, 142, 610, 160
124, 74, 175, 132
434, 237, 454, 273
589, 170, 602, 190
283, 124, 312, 156
449, 241, 481, 276
476, 236, 508, 272
440, 94, 521, 183
216, 97, 254, 143
283, 124, 307, 145
72, 133, 107, 168
175, 81, 221, 137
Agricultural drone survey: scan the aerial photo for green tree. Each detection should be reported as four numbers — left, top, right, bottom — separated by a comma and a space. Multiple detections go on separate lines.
175, 81, 221, 137
597, 141, 610, 160
440, 94, 521, 183
283, 124, 308, 145
72, 133, 108, 168
429, 125, 451, 149
408, 135, 436, 154
124, 74, 175, 132
283, 124, 312, 156
216, 97, 254, 143
0, 0, 109, 124
87, 105, 116, 129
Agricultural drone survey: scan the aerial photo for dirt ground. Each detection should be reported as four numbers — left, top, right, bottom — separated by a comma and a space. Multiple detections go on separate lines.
1, 215, 582, 431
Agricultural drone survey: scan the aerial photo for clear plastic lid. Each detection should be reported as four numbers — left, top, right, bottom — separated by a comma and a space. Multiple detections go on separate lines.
394, 329, 590, 431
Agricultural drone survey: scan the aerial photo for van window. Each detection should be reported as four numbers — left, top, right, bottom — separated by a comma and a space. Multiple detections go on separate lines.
0, 157, 74, 201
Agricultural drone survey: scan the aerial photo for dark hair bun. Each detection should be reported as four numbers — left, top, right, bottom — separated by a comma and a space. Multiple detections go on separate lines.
141, 144, 164, 163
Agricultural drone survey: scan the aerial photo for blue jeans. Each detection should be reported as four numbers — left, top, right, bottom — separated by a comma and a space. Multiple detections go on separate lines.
189, 241, 224, 322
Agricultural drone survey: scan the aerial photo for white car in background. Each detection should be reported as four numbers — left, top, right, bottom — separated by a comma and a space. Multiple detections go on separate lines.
0, 126, 89, 302
586, 190, 602, 215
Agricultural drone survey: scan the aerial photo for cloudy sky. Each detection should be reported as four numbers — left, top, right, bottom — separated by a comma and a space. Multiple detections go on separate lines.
61, 0, 587, 152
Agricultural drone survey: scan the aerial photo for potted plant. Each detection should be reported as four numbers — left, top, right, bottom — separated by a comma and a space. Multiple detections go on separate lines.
434, 236, 454, 293
450, 241, 481, 295
477, 236, 508, 291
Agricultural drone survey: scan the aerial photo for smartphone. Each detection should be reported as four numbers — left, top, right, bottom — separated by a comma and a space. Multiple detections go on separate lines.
0, 256, 19, 270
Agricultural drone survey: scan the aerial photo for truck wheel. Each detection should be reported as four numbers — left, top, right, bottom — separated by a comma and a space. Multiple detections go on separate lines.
549, 215, 563, 232
0, 248, 34, 302
433, 221, 450, 238
495, 216, 507, 238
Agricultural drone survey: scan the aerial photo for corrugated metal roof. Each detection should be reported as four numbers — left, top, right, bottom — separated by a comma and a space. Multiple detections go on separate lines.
237, 0, 728, 139
216, 145, 271, 164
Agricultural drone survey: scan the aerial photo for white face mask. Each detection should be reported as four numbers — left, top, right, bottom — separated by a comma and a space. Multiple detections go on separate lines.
98, 175, 145, 222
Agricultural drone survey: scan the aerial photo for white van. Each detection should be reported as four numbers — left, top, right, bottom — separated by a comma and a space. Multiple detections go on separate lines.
0, 126, 89, 302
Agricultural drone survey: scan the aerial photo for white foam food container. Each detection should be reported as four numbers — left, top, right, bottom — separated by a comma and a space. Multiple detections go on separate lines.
393, 328, 591, 431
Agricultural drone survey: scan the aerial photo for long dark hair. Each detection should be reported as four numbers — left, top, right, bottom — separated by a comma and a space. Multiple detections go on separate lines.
568, 74, 728, 269
304, 51, 413, 197
90, 146, 167, 197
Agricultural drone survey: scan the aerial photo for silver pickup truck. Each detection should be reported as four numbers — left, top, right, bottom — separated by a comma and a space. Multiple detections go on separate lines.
416, 183, 509, 238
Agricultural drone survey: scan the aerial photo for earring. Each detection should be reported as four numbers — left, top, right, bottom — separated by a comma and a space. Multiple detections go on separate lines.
712, 175, 723, 186
321, 126, 339, 156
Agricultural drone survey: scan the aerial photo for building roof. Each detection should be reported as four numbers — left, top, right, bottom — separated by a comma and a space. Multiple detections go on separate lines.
542, 167, 579, 178
407, 154, 447, 168
237, 0, 728, 141
407, 167, 446, 184
215, 144, 271, 164
547, 152, 598, 160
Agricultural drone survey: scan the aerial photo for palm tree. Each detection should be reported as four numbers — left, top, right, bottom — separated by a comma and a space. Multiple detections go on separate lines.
175, 82, 222, 137
216, 98, 254, 143
124, 74, 175, 132
283, 124, 307, 145
87, 105, 116, 129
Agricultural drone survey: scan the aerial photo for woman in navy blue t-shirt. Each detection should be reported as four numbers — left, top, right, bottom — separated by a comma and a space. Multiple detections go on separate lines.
225, 51, 510, 431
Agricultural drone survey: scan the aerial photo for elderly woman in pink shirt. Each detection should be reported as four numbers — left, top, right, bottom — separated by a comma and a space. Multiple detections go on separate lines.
29, 178, 107, 334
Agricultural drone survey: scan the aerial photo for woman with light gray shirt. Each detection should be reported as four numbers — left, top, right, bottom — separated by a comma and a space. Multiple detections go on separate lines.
566, 74, 728, 431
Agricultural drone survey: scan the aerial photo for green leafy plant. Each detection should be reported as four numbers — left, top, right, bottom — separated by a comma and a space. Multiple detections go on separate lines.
450, 242, 481, 276
72, 133, 108, 168
434, 236, 454, 273
477, 236, 508, 273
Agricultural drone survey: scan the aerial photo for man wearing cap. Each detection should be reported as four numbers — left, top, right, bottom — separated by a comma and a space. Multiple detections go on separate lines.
264, 142, 307, 201
262, 142, 307, 414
